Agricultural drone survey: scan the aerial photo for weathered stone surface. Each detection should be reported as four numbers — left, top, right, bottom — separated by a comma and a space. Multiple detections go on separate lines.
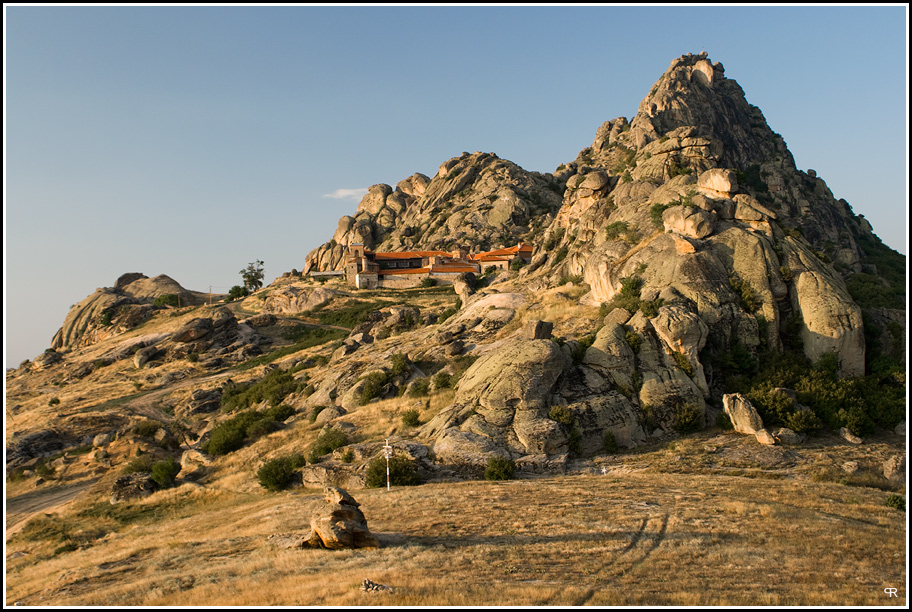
522, 320, 554, 340
722, 393, 764, 435
92, 433, 113, 448
839, 427, 863, 445
883, 455, 905, 483
133, 345, 159, 369
263, 286, 337, 315
6, 430, 65, 470
697, 168, 738, 197
662, 205, 715, 239
895, 421, 906, 436
33, 351, 64, 370
179, 449, 211, 481
244, 313, 277, 328
431, 429, 510, 467
173, 318, 214, 344
110, 472, 157, 504
842, 461, 860, 474
754, 429, 777, 445
771, 427, 804, 445
304, 487, 379, 549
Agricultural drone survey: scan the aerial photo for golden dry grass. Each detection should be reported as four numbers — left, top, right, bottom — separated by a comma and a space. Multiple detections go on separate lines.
7, 464, 906, 606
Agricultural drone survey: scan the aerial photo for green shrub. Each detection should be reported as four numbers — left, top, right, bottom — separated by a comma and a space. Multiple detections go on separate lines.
266, 403, 296, 422
548, 405, 573, 426
543, 227, 566, 250
650, 203, 671, 228
150, 458, 180, 488
603, 431, 619, 453
121, 455, 155, 475
226, 285, 249, 302
221, 367, 310, 412
308, 428, 349, 462
484, 456, 516, 481
389, 353, 409, 376
132, 420, 162, 438
257, 454, 305, 491
568, 425, 582, 456
365, 454, 421, 488
571, 334, 596, 365
433, 371, 454, 389
729, 274, 761, 313
552, 245, 569, 264
715, 410, 733, 430
359, 371, 391, 405
510, 258, 526, 271
784, 408, 823, 433
309, 406, 327, 423
401, 408, 420, 427
153, 294, 180, 308
245, 417, 278, 439
408, 378, 431, 398
419, 277, 436, 288
885, 494, 905, 512
672, 402, 704, 434
35, 461, 56, 479
341, 449, 355, 463
673, 352, 695, 377
605, 221, 629, 240
48, 397, 60, 407
625, 331, 642, 353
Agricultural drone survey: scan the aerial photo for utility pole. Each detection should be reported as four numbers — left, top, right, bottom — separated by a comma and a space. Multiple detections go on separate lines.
209, 286, 212, 305
383, 439, 393, 492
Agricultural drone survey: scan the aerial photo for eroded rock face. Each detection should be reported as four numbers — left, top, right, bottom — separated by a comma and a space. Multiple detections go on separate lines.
722, 393, 764, 435
304, 487, 379, 549
423, 338, 570, 463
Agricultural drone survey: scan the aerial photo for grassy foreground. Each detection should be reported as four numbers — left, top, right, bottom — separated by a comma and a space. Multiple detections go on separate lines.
6, 466, 906, 606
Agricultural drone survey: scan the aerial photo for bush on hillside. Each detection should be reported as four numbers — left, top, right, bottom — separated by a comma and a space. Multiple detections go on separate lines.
365, 454, 421, 488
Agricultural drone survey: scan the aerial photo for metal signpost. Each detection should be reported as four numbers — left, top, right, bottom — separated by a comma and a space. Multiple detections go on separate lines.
382, 439, 393, 492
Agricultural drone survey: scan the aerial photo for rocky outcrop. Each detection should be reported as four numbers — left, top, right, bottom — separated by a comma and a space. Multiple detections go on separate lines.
110, 472, 157, 504
305, 153, 563, 273
423, 338, 571, 464
263, 285, 338, 315
51, 273, 207, 352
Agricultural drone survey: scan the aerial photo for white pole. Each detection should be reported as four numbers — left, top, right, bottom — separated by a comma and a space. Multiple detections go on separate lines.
383, 438, 392, 492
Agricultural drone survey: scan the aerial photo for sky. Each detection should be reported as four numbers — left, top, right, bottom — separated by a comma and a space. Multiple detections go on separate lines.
3, 4, 909, 369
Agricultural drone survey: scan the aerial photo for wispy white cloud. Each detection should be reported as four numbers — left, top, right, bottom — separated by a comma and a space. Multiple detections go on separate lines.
323, 187, 368, 201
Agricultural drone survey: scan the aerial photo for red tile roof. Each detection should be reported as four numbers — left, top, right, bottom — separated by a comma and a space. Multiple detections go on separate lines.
373, 251, 450, 260
470, 243, 533, 261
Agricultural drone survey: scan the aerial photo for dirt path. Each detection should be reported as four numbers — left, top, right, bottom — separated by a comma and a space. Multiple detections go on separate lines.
6, 478, 100, 539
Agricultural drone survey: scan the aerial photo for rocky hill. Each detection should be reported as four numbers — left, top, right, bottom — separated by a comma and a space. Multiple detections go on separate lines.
6, 53, 905, 525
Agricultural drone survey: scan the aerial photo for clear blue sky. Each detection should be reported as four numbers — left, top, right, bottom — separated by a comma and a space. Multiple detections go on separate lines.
4, 5, 909, 369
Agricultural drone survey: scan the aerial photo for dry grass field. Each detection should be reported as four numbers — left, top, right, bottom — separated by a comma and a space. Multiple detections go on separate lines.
6, 432, 906, 607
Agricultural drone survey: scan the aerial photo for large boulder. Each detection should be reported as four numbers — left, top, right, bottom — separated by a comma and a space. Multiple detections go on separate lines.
423, 338, 570, 462
722, 393, 765, 435
172, 318, 214, 344
662, 205, 715, 239
883, 455, 905, 484
304, 487, 379, 549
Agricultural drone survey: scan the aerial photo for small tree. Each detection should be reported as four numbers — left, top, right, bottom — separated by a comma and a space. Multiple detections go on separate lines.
240, 260, 265, 292
226, 285, 249, 302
